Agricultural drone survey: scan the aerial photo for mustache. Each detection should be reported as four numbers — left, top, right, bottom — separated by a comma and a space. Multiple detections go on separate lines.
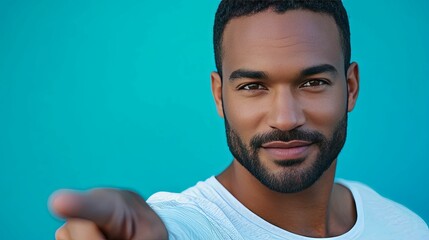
250, 129, 325, 149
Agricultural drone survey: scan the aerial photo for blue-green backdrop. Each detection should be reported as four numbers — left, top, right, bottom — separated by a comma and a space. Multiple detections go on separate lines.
0, 0, 428, 239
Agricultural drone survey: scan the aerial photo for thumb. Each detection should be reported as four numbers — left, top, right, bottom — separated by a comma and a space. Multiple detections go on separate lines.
49, 188, 168, 240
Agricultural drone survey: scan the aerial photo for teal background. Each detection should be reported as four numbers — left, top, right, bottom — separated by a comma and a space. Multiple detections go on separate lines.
0, 0, 428, 238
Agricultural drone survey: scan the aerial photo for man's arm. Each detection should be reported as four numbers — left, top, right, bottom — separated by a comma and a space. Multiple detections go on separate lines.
49, 188, 168, 240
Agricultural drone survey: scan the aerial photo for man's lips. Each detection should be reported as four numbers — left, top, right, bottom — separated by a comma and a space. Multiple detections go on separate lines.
261, 140, 312, 148
261, 140, 313, 160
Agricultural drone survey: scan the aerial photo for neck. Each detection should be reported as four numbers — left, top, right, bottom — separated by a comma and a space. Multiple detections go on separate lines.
217, 159, 356, 237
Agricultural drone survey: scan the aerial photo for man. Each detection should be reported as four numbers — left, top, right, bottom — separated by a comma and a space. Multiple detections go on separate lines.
50, 1, 429, 239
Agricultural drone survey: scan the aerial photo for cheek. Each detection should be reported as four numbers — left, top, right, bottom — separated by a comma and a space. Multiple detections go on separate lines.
223, 90, 267, 139
301, 87, 347, 134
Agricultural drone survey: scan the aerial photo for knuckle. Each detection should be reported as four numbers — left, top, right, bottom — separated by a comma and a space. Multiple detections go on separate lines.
121, 189, 143, 200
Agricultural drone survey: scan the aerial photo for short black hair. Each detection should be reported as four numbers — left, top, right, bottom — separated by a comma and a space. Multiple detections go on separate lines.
213, 0, 351, 77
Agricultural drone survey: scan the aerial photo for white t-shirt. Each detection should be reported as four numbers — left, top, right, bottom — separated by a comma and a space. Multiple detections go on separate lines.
147, 177, 429, 239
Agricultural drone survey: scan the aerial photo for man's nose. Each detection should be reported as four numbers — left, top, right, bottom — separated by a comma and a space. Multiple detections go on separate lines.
266, 89, 305, 131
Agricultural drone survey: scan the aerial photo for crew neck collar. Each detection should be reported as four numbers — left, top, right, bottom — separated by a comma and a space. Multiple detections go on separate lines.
206, 177, 364, 239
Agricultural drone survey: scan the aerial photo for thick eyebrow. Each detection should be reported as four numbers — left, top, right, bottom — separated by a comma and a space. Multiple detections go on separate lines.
300, 64, 338, 78
228, 64, 338, 82
229, 69, 268, 82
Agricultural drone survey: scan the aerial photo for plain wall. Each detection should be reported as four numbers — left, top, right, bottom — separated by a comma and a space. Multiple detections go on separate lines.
0, 0, 428, 238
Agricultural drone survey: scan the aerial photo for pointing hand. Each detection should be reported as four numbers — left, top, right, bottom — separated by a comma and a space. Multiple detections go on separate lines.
50, 188, 168, 240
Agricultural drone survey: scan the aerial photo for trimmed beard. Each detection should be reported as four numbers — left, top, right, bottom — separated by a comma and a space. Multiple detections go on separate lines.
225, 113, 347, 193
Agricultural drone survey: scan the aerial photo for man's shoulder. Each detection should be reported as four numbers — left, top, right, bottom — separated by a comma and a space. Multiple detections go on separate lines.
146, 176, 241, 239
338, 179, 429, 237
337, 179, 418, 215
146, 176, 217, 206
146, 176, 229, 225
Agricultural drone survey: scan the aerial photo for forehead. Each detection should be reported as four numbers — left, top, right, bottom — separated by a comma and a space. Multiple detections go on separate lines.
222, 9, 344, 78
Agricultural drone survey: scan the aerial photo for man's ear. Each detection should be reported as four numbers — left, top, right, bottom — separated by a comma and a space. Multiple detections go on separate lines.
346, 62, 359, 112
211, 71, 224, 118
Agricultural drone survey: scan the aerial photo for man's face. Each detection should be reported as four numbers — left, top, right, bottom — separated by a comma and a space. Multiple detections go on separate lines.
211, 10, 359, 193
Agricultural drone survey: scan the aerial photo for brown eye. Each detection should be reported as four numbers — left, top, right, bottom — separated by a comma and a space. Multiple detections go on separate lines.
240, 83, 266, 90
301, 79, 329, 88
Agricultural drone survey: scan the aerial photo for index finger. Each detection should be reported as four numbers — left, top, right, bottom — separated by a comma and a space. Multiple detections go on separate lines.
49, 189, 120, 227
